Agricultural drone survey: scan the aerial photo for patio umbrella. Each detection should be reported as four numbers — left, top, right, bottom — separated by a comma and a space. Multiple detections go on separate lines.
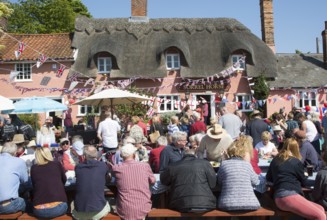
74, 88, 151, 116
0, 95, 15, 114
12, 96, 67, 114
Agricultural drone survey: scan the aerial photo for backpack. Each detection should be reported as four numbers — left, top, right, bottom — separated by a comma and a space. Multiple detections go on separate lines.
18, 124, 35, 141
1, 124, 16, 142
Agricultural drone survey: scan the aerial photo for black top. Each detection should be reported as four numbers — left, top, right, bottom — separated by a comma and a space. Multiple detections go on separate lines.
159, 144, 184, 173
74, 159, 109, 212
31, 161, 67, 206
149, 123, 164, 135
161, 155, 217, 212
266, 156, 306, 198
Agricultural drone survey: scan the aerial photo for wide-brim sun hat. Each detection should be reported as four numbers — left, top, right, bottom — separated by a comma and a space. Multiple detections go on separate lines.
12, 134, 25, 144
27, 140, 37, 148
207, 124, 226, 139
272, 125, 282, 131
252, 110, 263, 117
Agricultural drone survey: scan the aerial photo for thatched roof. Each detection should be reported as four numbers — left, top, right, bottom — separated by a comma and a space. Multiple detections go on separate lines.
71, 16, 277, 78
270, 53, 327, 88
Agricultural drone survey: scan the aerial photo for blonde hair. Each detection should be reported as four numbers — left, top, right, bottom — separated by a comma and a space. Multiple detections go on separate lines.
227, 135, 253, 159
35, 147, 53, 165
170, 116, 179, 124
278, 138, 302, 161
131, 116, 140, 124
261, 131, 271, 141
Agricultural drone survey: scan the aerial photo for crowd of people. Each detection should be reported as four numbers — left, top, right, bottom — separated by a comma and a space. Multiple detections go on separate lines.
2, 104, 327, 220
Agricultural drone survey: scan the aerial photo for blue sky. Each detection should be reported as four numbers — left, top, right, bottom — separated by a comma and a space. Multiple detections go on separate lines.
81, 0, 327, 53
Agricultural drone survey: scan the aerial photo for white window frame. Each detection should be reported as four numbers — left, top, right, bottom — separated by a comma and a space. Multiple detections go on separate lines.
157, 95, 181, 112
97, 57, 112, 74
232, 55, 246, 70
166, 53, 180, 70
235, 94, 252, 112
77, 105, 101, 116
297, 91, 317, 108
15, 63, 32, 82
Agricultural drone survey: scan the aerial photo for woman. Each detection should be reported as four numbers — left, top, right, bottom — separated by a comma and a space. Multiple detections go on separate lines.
217, 137, 260, 211
149, 115, 164, 136
30, 147, 68, 219
266, 138, 325, 220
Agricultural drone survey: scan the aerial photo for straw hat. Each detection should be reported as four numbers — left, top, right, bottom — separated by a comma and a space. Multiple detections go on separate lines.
12, 134, 25, 144
272, 125, 282, 131
207, 124, 226, 139
27, 140, 37, 148
252, 110, 263, 117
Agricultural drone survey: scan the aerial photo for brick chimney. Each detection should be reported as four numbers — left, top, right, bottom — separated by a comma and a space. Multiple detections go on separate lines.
130, 0, 148, 22
260, 0, 275, 53
322, 21, 327, 68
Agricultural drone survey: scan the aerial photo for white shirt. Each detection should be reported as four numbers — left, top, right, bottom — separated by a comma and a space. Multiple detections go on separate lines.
255, 141, 276, 155
303, 120, 318, 142
97, 118, 121, 149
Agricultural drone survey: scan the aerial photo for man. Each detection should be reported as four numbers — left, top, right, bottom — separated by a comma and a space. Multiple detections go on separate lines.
112, 144, 155, 220
196, 124, 233, 162
297, 113, 320, 155
0, 142, 28, 214
190, 112, 206, 136
71, 135, 84, 163
73, 145, 110, 220
1, 115, 16, 142
97, 111, 121, 153
218, 107, 243, 140
149, 136, 167, 173
12, 134, 28, 158
201, 98, 209, 125
159, 131, 188, 172
161, 149, 217, 212
286, 112, 299, 132
294, 129, 320, 171
246, 110, 270, 146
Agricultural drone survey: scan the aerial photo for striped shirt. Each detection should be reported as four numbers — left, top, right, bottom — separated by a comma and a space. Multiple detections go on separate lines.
112, 160, 155, 220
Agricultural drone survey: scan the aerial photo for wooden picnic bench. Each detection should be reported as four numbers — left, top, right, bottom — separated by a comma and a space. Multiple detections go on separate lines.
17, 213, 72, 220
0, 211, 23, 220
147, 208, 275, 219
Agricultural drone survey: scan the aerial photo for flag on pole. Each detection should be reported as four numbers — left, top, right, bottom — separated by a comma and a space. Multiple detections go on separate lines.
56, 64, 66, 78
14, 42, 26, 58
36, 54, 47, 68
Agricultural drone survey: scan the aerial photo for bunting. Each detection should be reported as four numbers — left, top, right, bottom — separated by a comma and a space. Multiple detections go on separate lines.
14, 42, 26, 58
36, 54, 47, 68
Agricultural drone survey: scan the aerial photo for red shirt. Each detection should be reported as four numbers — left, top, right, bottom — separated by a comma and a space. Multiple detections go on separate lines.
148, 146, 165, 173
137, 121, 148, 136
251, 148, 262, 175
190, 121, 207, 136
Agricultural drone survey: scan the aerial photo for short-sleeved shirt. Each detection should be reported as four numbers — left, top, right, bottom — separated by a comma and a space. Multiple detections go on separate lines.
97, 118, 121, 149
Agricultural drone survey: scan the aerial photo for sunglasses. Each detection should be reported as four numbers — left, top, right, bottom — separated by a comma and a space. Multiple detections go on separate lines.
61, 141, 69, 145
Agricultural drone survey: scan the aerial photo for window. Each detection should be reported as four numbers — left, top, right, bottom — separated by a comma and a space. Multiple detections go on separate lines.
166, 53, 180, 70
298, 91, 317, 108
78, 105, 100, 116
15, 63, 32, 81
232, 55, 246, 70
158, 95, 181, 112
97, 57, 112, 73
235, 94, 252, 111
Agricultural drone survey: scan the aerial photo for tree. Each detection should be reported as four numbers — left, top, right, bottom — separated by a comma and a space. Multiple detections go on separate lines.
252, 73, 270, 117
7, 0, 91, 34
0, 2, 13, 51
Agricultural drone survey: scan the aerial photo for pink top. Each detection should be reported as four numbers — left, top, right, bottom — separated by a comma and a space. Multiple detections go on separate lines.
112, 160, 155, 220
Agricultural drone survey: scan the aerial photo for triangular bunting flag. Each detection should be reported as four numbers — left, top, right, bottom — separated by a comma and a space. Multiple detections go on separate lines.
9, 71, 20, 82
68, 81, 79, 91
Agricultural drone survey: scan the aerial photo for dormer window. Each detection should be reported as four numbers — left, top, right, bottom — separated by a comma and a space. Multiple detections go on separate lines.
98, 57, 112, 74
166, 53, 180, 70
232, 55, 246, 70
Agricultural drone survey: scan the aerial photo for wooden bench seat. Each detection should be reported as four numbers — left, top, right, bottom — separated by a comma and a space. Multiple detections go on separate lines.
147, 208, 275, 218
0, 211, 23, 219
101, 213, 121, 220
18, 213, 72, 220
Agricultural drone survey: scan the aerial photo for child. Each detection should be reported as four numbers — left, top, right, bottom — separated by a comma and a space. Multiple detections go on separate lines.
255, 131, 278, 158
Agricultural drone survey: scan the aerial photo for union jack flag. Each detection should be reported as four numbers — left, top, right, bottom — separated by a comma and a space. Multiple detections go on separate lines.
15, 42, 26, 58
56, 64, 66, 78
36, 54, 47, 68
